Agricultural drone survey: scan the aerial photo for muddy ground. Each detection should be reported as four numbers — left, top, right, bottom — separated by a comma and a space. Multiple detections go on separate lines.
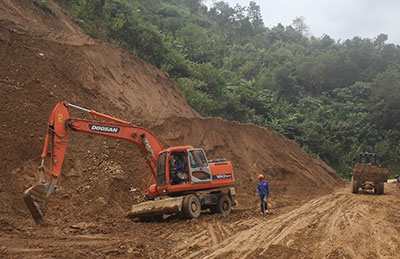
1, 1, 399, 258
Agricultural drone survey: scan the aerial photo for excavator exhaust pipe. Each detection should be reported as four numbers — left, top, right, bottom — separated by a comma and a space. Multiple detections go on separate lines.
23, 182, 54, 223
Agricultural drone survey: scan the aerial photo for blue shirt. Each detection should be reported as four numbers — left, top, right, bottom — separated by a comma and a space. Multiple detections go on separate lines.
174, 159, 182, 172
256, 180, 270, 195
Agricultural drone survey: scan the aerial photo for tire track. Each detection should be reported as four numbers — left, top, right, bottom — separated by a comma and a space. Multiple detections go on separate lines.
170, 186, 400, 258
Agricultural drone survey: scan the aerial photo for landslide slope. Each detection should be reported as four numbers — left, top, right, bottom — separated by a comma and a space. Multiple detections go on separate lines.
0, 0, 344, 229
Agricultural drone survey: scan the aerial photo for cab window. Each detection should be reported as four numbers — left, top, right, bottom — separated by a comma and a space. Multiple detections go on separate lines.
157, 152, 167, 186
189, 149, 208, 168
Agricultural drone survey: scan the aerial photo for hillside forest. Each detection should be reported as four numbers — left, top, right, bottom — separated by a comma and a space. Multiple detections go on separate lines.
40, 0, 400, 177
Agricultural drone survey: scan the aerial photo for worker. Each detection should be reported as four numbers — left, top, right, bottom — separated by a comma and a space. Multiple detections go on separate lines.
170, 154, 183, 184
256, 173, 270, 214
173, 155, 183, 172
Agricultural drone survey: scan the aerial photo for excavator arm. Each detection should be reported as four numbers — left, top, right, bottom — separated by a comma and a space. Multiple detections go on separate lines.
24, 101, 164, 223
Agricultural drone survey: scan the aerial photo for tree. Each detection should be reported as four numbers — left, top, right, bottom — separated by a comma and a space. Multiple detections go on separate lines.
370, 68, 400, 130
176, 23, 210, 62
374, 33, 388, 50
247, 1, 263, 31
292, 16, 308, 37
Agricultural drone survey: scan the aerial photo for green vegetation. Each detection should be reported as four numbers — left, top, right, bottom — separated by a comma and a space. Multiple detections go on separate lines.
55, 0, 400, 178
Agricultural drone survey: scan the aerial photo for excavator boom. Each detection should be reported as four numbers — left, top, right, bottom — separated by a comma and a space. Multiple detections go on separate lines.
24, 101, 164, 223
24, 101, 236, 223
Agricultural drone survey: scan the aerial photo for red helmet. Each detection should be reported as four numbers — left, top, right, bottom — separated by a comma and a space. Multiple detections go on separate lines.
258, 174, 264, 179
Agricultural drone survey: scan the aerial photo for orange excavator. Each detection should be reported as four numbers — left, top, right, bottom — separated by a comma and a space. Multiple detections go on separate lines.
24, 101, 236, 223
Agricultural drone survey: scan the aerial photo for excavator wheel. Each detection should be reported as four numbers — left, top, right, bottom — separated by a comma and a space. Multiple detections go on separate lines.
216, 194, 232, 215
182, 194, 201, 219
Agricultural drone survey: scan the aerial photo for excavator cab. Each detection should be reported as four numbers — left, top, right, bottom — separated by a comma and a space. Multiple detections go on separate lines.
155, 148, 212, 189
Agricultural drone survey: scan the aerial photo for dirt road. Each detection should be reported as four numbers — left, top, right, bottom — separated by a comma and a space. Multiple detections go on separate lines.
166, 183, 400, 259
1, 183, 399, 258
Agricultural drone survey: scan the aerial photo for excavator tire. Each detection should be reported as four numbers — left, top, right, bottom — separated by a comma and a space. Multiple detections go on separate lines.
182, 194, 201, 219
216, 194, 232, 215
351, 176, 360, 194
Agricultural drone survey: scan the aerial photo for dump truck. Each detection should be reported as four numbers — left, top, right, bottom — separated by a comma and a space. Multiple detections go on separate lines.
351, 152, 389, 195
24, 101, 236, 223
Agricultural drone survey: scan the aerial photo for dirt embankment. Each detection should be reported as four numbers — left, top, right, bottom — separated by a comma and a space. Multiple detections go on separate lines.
3, 1, 397, 259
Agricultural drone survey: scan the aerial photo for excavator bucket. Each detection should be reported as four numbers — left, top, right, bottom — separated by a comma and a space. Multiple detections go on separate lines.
23, 183, 53, 223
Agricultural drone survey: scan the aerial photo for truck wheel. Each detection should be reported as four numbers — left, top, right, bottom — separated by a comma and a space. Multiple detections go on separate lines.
182, 194, 201, 219
375, 182, 384, 195
217, 194, 232, 215
351, 176, 359, 194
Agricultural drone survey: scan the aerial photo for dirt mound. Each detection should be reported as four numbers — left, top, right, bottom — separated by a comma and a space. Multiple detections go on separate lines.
153, 117, 340, 201
0, 1, 349, 258
353, 163, 389, 182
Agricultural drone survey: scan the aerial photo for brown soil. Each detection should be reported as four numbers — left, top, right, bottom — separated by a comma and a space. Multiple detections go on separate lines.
353, 163, 389, 182
1, 1, 399, 258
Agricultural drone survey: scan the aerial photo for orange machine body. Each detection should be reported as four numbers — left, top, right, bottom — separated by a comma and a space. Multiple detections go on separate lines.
40, 101, 235, 198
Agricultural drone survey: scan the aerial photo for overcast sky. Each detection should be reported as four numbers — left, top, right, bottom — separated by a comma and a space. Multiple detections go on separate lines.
205, 0, 400, 45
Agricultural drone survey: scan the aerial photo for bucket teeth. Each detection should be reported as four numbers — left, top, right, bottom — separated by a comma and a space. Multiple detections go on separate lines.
23, 184, 47, 224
